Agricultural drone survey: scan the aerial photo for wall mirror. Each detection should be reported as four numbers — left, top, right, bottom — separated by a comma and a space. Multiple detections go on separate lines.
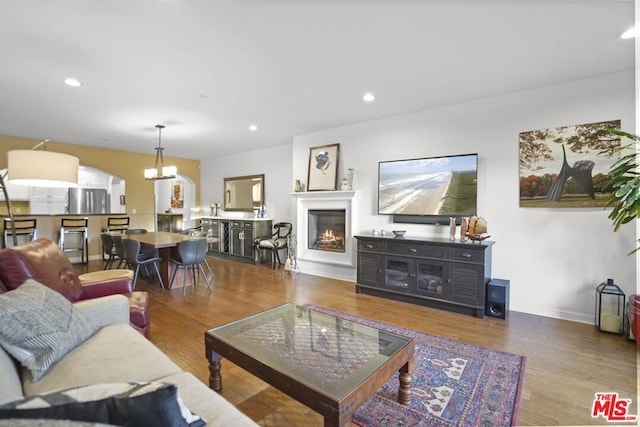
224, 174, 265, 211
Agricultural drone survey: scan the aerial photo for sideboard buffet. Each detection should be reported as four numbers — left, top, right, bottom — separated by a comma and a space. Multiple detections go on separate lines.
201, 216, 272, 264
354, 234, 494, 318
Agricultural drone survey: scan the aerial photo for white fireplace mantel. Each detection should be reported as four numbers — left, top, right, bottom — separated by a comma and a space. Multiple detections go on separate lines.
292, 191, 358, 275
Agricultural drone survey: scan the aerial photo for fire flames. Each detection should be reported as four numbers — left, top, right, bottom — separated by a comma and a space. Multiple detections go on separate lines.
313, 228, 345, 252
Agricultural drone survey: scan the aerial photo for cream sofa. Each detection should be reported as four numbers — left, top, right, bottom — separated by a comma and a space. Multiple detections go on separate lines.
0, 292, 257, 426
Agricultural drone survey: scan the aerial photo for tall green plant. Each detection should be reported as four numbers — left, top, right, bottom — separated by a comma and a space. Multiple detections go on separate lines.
602, 129, 639, 254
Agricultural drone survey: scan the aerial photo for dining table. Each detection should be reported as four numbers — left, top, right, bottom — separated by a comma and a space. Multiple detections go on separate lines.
122, 231, 209, 287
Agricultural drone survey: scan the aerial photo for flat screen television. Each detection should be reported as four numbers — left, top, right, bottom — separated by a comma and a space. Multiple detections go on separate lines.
378, 153, 478, 225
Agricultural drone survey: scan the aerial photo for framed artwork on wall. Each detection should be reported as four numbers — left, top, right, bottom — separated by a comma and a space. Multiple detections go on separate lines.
171, 180, 184, 208
307, 143, 340, 191
518, 119, 621, 208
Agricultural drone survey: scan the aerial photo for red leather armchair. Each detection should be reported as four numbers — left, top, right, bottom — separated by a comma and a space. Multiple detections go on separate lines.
0, 238, 150, 337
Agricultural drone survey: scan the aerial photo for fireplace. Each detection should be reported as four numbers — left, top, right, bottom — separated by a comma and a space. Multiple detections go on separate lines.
293, 191, 357, 277
308, 209, 346, 252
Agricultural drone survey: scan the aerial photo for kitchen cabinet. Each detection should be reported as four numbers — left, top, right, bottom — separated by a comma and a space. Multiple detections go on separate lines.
0, 180, 30, 201
29, 187, 68, 214
355, 234, 493, 318
78, 169, 109, 188
230, 220, 256, 260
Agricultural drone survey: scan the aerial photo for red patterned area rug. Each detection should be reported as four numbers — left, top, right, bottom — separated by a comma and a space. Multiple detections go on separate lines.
305, 304, 526, 427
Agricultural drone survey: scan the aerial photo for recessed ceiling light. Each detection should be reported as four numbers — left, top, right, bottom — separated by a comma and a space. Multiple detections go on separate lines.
249, 124, 258, 132
363, 93, 375, 102
619, 26, 637, 39
64, 78, 82, 87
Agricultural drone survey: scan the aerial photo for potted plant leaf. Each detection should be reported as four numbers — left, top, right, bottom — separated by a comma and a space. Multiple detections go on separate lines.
603, 129, 639, 254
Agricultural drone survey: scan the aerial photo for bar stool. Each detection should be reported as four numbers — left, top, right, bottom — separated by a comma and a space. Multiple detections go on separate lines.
107, 216, 130, 233
59, 217, 89, 264
2, 218, 37, 248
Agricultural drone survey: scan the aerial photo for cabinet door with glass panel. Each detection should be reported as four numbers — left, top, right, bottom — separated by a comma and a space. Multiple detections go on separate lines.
201, 218, 220, 253
383, 256, 413, 293
414, 259, 448, 299
384, 256, 448, 299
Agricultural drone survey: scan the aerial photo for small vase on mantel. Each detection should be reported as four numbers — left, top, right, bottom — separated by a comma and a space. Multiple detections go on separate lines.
460, 218, 468, 242
449, 217, 456, 241
347, 168, 355, 190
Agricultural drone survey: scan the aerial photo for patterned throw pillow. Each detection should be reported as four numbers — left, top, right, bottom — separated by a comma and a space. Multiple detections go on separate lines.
0, 280, 99, 381
0, 382, 206, 427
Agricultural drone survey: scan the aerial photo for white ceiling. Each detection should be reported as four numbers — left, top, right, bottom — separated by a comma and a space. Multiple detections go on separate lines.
0, 0, 634, 160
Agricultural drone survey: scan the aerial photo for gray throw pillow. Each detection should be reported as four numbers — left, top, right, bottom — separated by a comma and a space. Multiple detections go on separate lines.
0, 279, 99, 381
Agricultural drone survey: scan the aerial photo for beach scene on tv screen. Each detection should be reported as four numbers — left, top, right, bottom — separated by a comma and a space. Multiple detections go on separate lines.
378, 155, 477, 216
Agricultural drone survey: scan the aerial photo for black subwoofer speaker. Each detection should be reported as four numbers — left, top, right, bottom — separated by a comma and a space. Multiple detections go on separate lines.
486, 278, 510, 319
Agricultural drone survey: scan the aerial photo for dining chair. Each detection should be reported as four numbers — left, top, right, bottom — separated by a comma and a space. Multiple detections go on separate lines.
169, 239, 212, 296
125, 228, 147, 234
122, 238, 164, 289
124, 228, 158, 258
100, 233, 118, 269
256, 222, 292, 268
112, 234, 126, 269
186, 230, 214, 279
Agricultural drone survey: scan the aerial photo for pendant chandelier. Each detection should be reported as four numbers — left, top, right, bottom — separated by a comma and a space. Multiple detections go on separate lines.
144, 124, 177, 180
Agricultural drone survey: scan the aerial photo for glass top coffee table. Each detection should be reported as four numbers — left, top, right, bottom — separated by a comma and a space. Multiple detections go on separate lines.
204, 303, 414, 427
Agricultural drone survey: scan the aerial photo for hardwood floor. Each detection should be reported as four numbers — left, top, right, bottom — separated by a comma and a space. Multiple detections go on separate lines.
77, 258, 638, 426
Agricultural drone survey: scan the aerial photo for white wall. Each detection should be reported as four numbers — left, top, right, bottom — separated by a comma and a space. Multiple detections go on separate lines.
291, 70, 636, 323
154, 174, 197, 229
200, 143, 293, 222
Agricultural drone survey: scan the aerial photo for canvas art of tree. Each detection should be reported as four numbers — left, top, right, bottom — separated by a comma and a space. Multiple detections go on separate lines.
518, 120, 621, 208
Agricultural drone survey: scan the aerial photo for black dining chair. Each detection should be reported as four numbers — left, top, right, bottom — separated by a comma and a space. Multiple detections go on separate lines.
125, 228, 148, 234
112, 234, 126, 269
256, 222, 292, 268
124, 228, 158, 258
122, 238, 164, 290
100, 233, 119, 270
169, 239, 212, 296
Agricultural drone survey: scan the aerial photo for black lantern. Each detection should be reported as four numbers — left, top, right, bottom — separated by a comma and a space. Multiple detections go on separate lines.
595, 278, 625, 334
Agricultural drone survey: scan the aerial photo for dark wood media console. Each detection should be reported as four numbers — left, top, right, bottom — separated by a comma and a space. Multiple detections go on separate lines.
355, 234, 494, 318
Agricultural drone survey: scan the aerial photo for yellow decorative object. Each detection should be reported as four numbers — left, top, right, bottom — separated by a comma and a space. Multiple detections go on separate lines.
467, 216, 489, 242
468, 216, 487, 234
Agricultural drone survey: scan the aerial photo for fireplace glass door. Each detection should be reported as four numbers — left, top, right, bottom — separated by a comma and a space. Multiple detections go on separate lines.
308, 209, 346, 253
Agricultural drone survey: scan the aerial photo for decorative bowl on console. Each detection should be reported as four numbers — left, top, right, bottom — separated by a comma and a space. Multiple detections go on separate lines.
392, 230, 406, 237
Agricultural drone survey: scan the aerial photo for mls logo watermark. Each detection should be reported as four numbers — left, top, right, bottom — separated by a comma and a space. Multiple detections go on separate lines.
592, 392, 637, 422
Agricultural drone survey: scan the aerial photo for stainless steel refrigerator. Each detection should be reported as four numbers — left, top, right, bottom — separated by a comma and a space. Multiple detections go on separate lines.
68, 188, 110, 214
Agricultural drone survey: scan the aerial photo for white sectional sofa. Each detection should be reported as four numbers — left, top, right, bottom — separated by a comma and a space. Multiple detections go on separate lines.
0, 289, 257, 426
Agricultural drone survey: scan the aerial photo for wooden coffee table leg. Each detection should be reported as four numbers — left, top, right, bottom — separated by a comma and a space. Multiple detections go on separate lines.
398, 360, 413, 404
207, 351, 223, 391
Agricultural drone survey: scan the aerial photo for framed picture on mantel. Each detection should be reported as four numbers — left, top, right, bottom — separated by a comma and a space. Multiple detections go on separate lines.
307, 143, 339, 191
